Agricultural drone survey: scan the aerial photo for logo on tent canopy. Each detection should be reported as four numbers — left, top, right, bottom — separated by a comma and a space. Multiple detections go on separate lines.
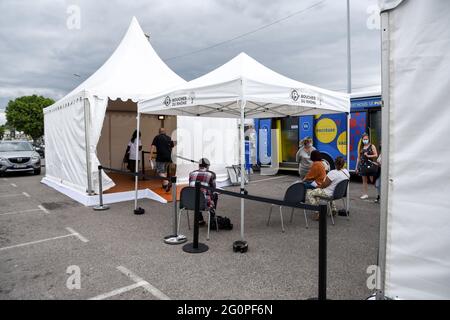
188, 92, 196, 104
291, 89, 300, 101
164, 96, 171, 107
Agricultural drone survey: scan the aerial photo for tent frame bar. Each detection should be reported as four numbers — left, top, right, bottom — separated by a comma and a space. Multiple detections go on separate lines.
83, 96, 94, 195
377, 10, 391, 300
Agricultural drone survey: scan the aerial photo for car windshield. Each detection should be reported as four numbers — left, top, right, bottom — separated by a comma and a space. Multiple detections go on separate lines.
0, 142, 33, 152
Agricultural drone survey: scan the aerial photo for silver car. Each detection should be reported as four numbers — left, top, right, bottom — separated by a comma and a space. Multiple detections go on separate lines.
0, 141, 42, 175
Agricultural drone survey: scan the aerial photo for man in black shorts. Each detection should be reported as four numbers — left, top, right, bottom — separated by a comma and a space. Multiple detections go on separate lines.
151, 128, 174, 191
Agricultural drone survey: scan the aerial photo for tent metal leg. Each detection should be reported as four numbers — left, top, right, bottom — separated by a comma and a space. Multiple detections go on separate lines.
240, 100, 246, 241
83, 97, 93, 195
346, 112, 351, 215
132, 112, 144, 215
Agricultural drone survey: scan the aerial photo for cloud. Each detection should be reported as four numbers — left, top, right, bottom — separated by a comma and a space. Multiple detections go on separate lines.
0, 0, 381, 106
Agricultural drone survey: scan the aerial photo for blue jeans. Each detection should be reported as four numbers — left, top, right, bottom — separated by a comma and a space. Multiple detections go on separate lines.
303, 181, 316, 190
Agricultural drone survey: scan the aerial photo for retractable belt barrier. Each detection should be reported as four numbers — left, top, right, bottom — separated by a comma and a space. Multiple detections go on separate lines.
94, 165, 329, 300
183, 181, 329, 300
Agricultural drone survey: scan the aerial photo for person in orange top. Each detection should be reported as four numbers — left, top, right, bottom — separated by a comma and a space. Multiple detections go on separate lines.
302, 150, 326, 189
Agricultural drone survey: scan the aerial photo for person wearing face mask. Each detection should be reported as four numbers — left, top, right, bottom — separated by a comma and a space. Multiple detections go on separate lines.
356, 134, 378, 199
295, 137, 316, 180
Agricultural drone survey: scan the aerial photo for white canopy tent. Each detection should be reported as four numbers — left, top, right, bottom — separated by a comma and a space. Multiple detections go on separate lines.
43, 17, 238, 205
138, 52, 350, 240
379, 0, 450, 299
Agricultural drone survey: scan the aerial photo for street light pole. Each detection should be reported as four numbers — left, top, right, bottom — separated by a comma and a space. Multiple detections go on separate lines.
346, 0, 352, 94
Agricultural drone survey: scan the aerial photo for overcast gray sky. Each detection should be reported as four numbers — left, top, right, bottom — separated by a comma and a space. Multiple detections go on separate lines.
0, 0, 381, 124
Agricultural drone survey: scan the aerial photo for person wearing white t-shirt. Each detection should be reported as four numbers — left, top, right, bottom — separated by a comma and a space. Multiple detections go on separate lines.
126, 130, 142, 174
306, 157, 350, 220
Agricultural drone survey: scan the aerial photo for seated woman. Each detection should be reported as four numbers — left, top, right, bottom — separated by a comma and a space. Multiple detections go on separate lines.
306, 156, 350, 220
302, 150, 327, 189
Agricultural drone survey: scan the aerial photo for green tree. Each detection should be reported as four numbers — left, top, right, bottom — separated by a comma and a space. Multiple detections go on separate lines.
5, 95, 54, 141
0, 124, 5, 140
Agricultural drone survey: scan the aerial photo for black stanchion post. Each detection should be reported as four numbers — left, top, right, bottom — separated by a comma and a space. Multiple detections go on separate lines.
318, 204, 328, 300
93, 165, 109, 211
164, 176, 187, 245
141, 150, 145, 180
183, 181, 208, 253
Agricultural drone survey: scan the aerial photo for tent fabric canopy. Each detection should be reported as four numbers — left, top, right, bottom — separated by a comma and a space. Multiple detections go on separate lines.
65, 16, 185, 102
43, 17, 187, 196
43, 16, 239, 202
138, 52, 350, 118
137, 52, 350, 240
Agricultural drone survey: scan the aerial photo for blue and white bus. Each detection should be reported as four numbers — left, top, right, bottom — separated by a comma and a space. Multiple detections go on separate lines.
252, 91, 381, 172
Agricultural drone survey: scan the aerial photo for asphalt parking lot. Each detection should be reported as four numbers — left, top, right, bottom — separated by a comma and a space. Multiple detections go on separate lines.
0, 169, 380, 300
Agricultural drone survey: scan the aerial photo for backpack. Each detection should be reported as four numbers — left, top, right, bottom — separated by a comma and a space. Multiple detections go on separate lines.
210, 215, 233, 230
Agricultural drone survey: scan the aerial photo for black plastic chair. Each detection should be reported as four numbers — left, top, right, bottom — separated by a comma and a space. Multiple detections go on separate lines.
177, 187, 218, 240
327, 179, 349, 225
267, 182, 307, 232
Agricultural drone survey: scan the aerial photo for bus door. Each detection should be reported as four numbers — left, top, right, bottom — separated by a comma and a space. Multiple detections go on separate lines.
280, 117, 299, 164
257, 119, 272, 165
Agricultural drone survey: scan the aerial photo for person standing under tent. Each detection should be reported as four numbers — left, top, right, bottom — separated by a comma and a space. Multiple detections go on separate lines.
355, 133, 378, 199
127, 130, 142, 175
150, 128, 174, 192
296, 137, 316, 180
306, 156, 350, 220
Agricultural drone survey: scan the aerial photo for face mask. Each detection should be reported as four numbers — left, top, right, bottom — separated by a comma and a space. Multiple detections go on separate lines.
363, 139, 369, 144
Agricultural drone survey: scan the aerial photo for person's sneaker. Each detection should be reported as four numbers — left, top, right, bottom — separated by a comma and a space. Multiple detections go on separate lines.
374, 196, 380, 203
360, 194, 369, 200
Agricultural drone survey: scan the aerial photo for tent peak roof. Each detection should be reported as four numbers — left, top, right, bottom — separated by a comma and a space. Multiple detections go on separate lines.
57, 17, 185, 105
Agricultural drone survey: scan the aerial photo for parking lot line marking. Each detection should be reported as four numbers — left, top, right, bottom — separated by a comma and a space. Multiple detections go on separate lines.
38, 205, 50, 214
0, 233, 75, 251
65, 227, 89, 243
10, 183, 17, 188
117, 266, 170, 300
23, 192, 31, 198
88, 281, 147, 300
0, 193, 23, 198
248, 175, 289, 184
0, 208, 42, 216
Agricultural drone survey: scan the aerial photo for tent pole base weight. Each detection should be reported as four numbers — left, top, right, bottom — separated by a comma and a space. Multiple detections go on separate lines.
182, 243, 208, 253
133, 207, 145, 215
93, 205, 110, 211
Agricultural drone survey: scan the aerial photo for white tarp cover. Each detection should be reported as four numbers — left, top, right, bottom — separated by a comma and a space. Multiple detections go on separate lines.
138, 52, 349, 118
44, 91, 88, 192
383, 0, 450, 299
174, 117, 239, 185
43, 17, 192, 194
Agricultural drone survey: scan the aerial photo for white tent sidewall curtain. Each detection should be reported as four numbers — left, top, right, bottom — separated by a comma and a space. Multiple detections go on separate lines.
43, 91, 114, 195
381, 0, 450, 299
174, 116, 240, 185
